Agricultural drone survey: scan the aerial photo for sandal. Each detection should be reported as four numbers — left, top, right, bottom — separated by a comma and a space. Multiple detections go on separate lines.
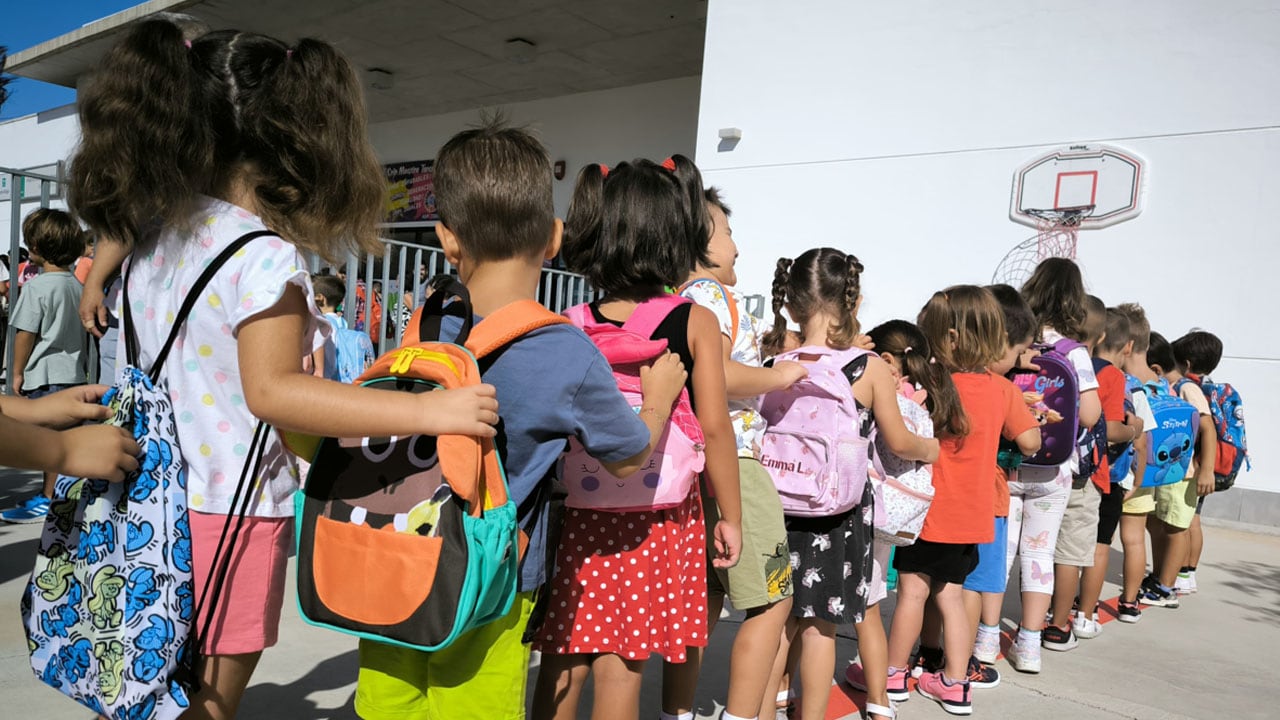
866, 701, 896, 720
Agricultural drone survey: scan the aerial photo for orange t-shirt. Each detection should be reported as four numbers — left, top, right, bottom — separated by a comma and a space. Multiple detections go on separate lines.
993, 466, 1010, 517
921, 372, 1039, 544
1091, 362, 1128, 492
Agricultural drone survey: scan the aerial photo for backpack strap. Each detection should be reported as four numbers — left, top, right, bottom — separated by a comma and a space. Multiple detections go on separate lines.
465, 300, 570, 360
678, 278, 739, 344
122, 230, 275, 382
412, 275, 474, 345
621, 294, 689, 339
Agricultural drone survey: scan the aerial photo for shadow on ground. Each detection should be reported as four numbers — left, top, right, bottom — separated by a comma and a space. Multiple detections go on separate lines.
240, 650, 360, 720
1216, 560, 1280, 624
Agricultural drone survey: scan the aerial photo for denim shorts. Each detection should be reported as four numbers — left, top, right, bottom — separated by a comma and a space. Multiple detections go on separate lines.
23, 383, 80, 399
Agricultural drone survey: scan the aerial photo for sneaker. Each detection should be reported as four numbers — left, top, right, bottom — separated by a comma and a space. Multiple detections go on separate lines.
973, 629, 1001, 665
1117, 600, 1143, 624
0, 495, 51, 524
1139, 583, 1181, 608
1187, 570, 1199, 593
965, 656, 1000, 689
1072, 612, 1103, 639
1007, 637, 1041, 674
845, 663, 911, 703
916, 671, 972, 716
1041, 624, 1079, 652
910, 647, 944, 679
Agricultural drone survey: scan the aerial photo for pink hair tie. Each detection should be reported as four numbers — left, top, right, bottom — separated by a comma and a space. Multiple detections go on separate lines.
660, 157, 676, 171
286, 49, 293, 59
183, 39, 192, 49
599, 164, 609, 178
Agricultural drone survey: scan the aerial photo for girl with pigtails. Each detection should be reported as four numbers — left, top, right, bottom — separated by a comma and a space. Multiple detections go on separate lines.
760, 250, 938, 720
70, 16, 498, 719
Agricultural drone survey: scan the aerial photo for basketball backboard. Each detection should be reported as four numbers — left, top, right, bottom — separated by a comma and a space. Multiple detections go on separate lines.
1010, 144, 1146, 229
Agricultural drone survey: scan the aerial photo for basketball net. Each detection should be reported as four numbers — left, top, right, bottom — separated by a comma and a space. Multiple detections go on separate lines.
992, 206, 1093, 286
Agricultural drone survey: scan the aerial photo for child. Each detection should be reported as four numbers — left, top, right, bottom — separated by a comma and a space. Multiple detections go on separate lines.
1003, 258, 1100, 672
310, 273, 374, 382
675, 182, 805, 720
1113, 305, 1160, 619
1044, 295, 1112, 651
761, 252, 939, 720
1170, 330, 1224, 594
845, 319, 959, 720
1075, 307, 1145, 635
0, 386, 138, 481
1146, 333, 1216, 603
532, 158, 743, 720
356, 124, 688, 720
1, 209, 90, 524
963, 284, 1037, 676
884, 285, 1038, 716
67, 18, 499, 719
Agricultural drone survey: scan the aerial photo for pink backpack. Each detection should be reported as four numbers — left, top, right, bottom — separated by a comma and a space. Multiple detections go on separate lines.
759, 346, 872, 517
560, 296, 705, 512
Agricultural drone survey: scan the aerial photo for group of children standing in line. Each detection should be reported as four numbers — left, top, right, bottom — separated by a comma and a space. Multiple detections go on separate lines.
0, 16, 1230, 720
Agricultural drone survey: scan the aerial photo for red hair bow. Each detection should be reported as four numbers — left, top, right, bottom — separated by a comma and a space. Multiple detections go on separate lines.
599, 164, 610, 178
660, 157, 676, 171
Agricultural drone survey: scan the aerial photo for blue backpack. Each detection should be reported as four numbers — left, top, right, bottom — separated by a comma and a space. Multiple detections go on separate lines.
1108, 373, 1140, 483
324, 313, 376, 384
22, 232, 270, 720
1140, 378, 1200, 488
1180, 374, 1249, 491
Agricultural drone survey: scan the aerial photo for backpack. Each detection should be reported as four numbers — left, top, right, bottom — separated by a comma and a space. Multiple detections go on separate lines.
22, 231, 270, 720
759, 346, 872, 517
1108, 373, 1140, 484
324, 313, 376, 384
559, 296, 705, 512
868, 392, 935, 546
1141, 379, 1199, 488
1072, 357, 1112, 487
293, 278, 568, 651
1007, 338, 1083, 468
1183, 374, 1250, 491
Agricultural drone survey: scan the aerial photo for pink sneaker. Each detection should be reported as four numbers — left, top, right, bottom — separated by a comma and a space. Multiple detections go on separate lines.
844, 662, 911, 703
916, 671, 972, 716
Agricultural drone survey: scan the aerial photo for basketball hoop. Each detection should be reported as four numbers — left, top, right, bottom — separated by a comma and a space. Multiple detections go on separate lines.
992, 205, 1094, 286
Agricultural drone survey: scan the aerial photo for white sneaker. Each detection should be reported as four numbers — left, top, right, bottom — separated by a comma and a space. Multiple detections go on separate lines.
1072, 613, 1103, 639
1174, 572, 1194, 596
1187, 570, 1199, 593
1007, 638, 1041, 674
973, 629, 1001, 664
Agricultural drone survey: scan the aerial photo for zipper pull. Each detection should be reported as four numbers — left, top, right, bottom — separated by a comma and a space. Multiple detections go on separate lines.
390, 347, 427, 374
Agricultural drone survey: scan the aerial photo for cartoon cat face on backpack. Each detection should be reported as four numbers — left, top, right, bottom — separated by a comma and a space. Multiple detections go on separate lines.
318, 434, 452, 536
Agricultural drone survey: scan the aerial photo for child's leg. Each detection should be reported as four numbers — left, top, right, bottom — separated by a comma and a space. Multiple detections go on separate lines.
1049, 483, 1099, 629
183, 651, 263, 720
932, 581, 973, 682
980, 592, 1005, 627
590, 654, 646, 720
1147, 515, 1167, 578
963, 589, 982, 639
660, 644, 702, 718
920, 593, 944, 654
854, 603, 891, 717
1119, 513, 1148, 601
764, 618, 797, 719
531, 654, 592, 720
730, 599, 793, 720
1078, 544, 1110, 617
1049, 565, 1082, 628
1159, 526, 1189, 588
1014, 477, 1070, 632
887, 571, 931, 669
794, 618, 838, 720
1187, 512, 1204, 571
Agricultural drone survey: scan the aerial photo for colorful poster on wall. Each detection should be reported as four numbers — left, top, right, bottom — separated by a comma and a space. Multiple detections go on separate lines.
384, 159, 437, 223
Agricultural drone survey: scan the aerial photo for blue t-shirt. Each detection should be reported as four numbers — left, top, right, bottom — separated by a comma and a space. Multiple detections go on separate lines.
441, 314, 649, 591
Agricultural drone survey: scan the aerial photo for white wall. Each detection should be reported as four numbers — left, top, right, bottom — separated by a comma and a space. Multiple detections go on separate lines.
0, 106, 79, 249
370, 76, 701, 218
697, 0, 1280, 494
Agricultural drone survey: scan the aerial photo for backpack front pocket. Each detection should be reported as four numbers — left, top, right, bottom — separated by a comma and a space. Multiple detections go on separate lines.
312, 516, 441, 626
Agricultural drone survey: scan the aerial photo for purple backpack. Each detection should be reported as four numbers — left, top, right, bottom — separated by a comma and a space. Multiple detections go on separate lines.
1009, 338, 1083, 467
760, 346, 872, 517
560, 296, 705, 512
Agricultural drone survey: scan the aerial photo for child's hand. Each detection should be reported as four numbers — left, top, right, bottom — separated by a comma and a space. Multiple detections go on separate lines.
1123, 486, 1138, 502
58, 425, 140, 482
11, 371, 24, 396
79, 281, 110, 338
639, 352, 687, 413
1196, 469, 1215, 497
711, 519, 742, 569
773, 360, 809, 389
31, 385, 114, 428
421, 384, 500, 437
853, 334, 876, 351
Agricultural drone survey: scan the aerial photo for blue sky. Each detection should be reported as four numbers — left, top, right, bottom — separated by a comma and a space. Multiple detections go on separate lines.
1, 1, 139, 120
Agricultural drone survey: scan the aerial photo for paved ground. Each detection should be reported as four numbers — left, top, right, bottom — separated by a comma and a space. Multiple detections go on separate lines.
2, 466, 1277, 719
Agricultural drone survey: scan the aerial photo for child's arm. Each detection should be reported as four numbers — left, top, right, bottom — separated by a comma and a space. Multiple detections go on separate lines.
11, 329, 35, 393
861, 357, 939, 462
79, 236, 129, 337
0, 412, 139, 481
1125, 431, 1149, 500
599, 352, 687, 478
1012, 427, 1041, 456
0, 385, 114, 427
1194, 413, 1217, 496
310, 347, 325, 378
237, 284, 499, 438
687, 305, 742, 569
725, 351, 806, 400
1078, 388, 1102, 427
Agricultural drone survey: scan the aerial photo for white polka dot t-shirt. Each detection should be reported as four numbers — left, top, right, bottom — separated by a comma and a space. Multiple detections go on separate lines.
117, 196, 328, 518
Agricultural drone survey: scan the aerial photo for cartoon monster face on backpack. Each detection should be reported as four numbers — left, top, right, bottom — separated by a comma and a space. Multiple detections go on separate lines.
314, 434, 452, 536
1150, 432, 1194, 486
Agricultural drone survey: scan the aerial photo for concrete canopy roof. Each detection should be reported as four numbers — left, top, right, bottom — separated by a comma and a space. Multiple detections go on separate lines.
7, 0, 706, 122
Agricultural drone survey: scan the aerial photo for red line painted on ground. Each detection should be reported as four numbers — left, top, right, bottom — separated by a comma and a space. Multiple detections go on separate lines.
817, 595, 1131, 719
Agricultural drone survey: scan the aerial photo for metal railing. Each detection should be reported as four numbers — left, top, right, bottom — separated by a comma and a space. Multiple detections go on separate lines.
3, 165, 62, 395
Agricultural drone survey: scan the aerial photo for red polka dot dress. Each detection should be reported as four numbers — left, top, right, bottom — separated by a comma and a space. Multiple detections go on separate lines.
536, 488, 708, 663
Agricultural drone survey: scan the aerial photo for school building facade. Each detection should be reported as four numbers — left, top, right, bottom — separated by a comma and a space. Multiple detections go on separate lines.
3, 0, 1277, 525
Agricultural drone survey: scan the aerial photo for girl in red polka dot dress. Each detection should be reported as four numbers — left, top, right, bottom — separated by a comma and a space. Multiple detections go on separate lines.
531, 160, 743, 720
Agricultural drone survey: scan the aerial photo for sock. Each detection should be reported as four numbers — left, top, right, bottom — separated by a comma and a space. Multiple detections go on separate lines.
1017, 626, 1041, 646
941, 673, 963, 686
977, 622, 1000, 639
722, 713, 756, 720
888, 665, 907, 677
776, 689, 790, 703
660, 713, 693, 720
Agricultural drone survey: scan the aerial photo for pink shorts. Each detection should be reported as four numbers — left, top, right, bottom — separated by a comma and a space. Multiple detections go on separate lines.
190, 510, 292, 655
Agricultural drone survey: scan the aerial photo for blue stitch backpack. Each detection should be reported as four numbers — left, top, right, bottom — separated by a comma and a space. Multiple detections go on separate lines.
323, 312, 376, 384
1139, 377, 1200, 487
22, 232, 270, 720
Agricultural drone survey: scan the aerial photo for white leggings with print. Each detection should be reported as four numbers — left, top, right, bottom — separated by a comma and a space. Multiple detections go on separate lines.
1004, 463, 1072, 594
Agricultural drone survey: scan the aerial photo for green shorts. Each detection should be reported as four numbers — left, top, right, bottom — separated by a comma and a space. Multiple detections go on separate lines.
705, 458, 793, 610
1154, 479, 1198, 530
355, 591, 535, 720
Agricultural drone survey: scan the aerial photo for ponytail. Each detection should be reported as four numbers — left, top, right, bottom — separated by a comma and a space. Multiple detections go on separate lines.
868, 319, 969, 438
666, 154, 711, 267
560, 163, 607, 278
826, 253, 863, 349
761, 257, 794, 356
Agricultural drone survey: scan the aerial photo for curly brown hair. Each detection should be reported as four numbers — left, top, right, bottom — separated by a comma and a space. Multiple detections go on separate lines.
761, 248, 863, 356
69, 15, 384, 262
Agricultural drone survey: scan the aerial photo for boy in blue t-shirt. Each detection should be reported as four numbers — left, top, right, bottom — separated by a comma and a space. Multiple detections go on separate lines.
354, 123, 686, 719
